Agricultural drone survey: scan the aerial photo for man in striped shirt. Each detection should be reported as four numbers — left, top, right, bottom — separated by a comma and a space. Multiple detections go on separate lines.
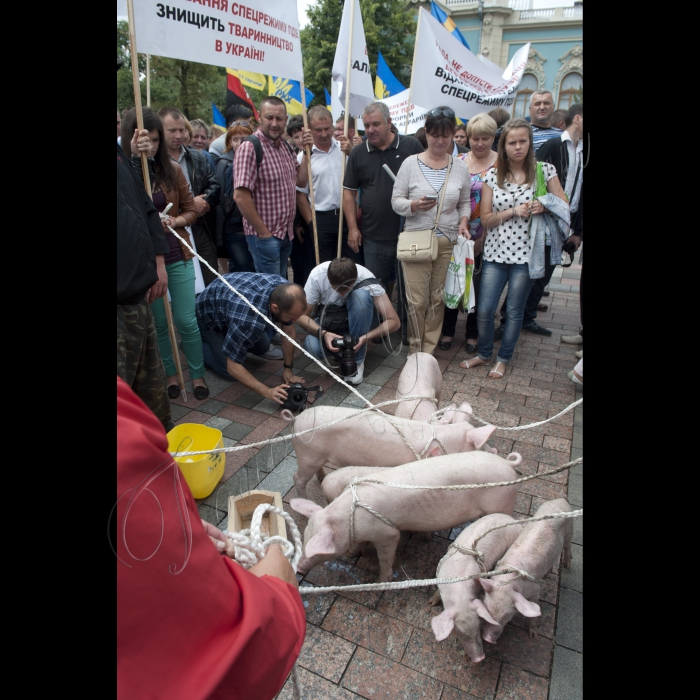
234, 96, 312, 280
529, 91, 562, 154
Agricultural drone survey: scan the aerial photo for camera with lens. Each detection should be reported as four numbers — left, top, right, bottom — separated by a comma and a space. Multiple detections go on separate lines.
280, 383, 324, 412
563, 240, 578, 254
331, 334, 359, 377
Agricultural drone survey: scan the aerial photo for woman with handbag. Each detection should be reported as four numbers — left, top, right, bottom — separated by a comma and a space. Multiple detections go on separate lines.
391, 107, 471, 356
460, 118, 566, 379
439, 113, 499, 353
123, 108, 209, 400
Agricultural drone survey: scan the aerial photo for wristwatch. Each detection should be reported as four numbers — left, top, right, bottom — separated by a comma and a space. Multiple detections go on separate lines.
284, 363, 293, 369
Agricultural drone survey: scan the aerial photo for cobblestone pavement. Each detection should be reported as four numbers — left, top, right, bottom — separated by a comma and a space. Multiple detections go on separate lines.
169, 254, 583, 700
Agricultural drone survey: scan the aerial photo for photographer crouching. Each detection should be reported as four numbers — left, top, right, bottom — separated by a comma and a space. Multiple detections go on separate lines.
297, 258, 400, 385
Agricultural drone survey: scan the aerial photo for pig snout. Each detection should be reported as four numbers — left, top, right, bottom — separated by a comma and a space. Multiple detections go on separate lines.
481, 622, 504, 644
470, 653, 485, 663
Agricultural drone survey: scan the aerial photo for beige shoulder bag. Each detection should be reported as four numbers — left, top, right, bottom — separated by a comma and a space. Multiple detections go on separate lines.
397, 156, 453, 263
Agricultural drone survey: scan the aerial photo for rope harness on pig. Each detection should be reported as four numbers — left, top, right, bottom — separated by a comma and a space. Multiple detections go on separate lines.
344, 458, 582, 546
439, 508, 584, 573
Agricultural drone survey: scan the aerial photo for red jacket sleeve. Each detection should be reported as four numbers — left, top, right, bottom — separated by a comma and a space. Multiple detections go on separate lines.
116, 377, 305, 700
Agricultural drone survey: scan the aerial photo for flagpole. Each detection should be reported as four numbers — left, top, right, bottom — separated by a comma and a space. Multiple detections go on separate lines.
300, 82, 320, 266
339, 0, 357, 259
146, 54, 151, 105
404, 6, 422, 136
127, 0, 187, 402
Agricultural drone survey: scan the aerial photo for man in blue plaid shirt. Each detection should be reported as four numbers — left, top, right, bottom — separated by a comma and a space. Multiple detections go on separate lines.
195, 273, 308, 404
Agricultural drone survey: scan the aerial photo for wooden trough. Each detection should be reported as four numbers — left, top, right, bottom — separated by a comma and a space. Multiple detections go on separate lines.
227, 490, 287, 541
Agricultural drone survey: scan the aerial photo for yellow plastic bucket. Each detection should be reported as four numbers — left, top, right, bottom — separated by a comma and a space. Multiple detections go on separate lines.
167, 423, 225, 499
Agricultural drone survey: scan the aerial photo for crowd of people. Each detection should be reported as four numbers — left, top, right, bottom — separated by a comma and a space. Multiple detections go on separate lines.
117, 78, 584, 698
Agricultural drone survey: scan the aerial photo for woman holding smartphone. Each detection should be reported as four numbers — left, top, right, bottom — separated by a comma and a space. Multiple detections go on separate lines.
391, 107, 471, 355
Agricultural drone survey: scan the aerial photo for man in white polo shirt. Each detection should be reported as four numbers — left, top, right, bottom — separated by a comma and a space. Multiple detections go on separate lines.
296, 258, 400, 385
296, 106, 356, 263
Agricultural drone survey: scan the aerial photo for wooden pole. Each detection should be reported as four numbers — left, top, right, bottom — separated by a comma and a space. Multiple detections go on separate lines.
146, 54, 151, 106
404, 6, 422, 136
127, 0, 187, 402
300, 82, 320, 266
339, 0, 357, 258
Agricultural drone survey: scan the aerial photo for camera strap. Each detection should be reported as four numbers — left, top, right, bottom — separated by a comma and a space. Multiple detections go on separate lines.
305, 385, 324, 401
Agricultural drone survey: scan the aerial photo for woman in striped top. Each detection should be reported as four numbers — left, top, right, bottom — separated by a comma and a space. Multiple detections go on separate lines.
391, 107, 471, 356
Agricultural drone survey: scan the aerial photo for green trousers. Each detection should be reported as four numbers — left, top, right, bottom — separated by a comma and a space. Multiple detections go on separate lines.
151, 259, 205, 380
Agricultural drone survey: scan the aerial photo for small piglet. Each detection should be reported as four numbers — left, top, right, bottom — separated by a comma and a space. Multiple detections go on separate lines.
395, 352, 442, 422
479, 498, 574, 642
283, 405, 496, 499
430, 514, 523, 663
291, 451, 522, 582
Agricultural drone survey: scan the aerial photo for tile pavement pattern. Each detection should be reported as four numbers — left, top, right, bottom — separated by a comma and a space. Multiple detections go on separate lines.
170, 261, 583, 700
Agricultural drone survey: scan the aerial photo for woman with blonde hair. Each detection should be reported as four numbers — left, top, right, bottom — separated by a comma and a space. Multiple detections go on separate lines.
439, 113, 498, 353
460, 117, 567, 378
391, 106, 471, 356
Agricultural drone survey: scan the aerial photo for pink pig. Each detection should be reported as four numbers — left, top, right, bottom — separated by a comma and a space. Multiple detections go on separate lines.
479, 498, 574, 642
291, 451, 522, 582
283, 405, 497, 500
394, 352, 443, 422
430, 514, 523, 662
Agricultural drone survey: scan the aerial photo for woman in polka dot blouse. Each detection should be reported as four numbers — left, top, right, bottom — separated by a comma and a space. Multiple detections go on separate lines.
460, 118, 567, 378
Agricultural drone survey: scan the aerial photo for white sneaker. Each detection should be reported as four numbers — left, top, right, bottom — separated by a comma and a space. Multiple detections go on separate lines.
343, 364, 364, 385
252, 346, 283, 360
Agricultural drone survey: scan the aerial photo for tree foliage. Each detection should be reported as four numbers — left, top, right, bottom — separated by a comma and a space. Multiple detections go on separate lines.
117, 20, 226, 121
301, 0, 416, 108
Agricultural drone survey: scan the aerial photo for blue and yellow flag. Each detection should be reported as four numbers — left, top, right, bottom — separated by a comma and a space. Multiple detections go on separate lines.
324, 87, 332, 107
229, 69, 267, 92
212, 104, 226, 127
374, 50, 406, 99
268, 76, 314, 116
430, 1, 470, 50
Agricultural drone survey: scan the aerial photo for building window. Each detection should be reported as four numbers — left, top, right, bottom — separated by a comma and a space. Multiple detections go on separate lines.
558, 72, 582, 109
513, 74, 538, 118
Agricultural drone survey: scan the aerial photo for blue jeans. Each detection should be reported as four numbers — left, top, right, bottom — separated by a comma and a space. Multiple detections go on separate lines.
246, 235, 292, 278
304, 288, 374, 364
476, 260, 532, 363
198, 319, 273, 379
225, 230, 255, 273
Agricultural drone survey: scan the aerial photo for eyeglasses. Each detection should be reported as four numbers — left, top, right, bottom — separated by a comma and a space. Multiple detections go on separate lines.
229, 120, 251, 127
426, 107, 456, 119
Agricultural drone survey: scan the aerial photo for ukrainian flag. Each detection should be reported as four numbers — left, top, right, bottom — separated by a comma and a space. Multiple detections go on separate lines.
268, 76, 315, 116
430, 1, 470, 50
324, 87, 332, 107
230, 69, 267, 92
374, 50, 406, 100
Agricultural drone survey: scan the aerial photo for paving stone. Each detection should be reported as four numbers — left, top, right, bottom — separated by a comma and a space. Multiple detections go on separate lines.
341, 646, 443, 698
572, 513, 583, 546
258, 454, 299, 494
296, 623, 355, 683
221, 422, 255, 441
568, 474, 582, 506
339, 382, 382, 407
311, 383, 350, 407
277, 665, 361, 699
569, 448, 583, 475
193, 398, 227, 415
203, 416, 233, 430
252, 397, 283, 414
364, 364, 398, 386
201, 372, 235, 398
197, 503, 226, 526
380, 352, 409, 369
555, 588, 583, 653
232, 391, 264, 409
484, 624, 553, 677
496, 664, 549, 699
168, 402, 191, 421
560, 543, 582, 593
245, 442, 292, 474
300, 582, 337, 626
549, 645, 582, 700
572, 429, 582, 450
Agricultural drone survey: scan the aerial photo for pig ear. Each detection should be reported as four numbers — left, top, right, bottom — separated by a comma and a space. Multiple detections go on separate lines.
290, 498, 323, 518
431, 609, 455, 641
479, 577, 496, 593
513, 592, 541, 618
472, 599, 499, 626
466, 425, 497, 450
460, 402, 473, 414
304, 526, 336, 558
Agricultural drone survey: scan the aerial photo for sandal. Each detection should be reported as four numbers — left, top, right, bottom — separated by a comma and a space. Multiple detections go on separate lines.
459, 357, 488, 370
488, 362, 506, 379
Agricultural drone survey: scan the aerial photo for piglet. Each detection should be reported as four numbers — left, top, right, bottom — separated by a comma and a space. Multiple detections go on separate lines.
291, 450, 522, 582
283, 405, 497, 499
395, 352, 442, 422
479, 498, 574, 642
430, 514, 523, 663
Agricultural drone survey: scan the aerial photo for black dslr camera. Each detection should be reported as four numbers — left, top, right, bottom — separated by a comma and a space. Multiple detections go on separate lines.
331, 334, 359, 377
280, 383, 323, 412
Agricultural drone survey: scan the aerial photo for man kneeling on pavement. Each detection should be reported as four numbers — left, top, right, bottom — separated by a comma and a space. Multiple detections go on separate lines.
195, 273, 308, 404
296, 258, 400, 385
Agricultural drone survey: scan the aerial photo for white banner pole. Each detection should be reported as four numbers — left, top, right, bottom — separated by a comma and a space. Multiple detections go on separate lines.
404, 6, 422, 136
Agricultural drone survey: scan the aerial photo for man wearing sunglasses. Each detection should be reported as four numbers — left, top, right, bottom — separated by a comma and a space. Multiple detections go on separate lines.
343, 101, 424, 341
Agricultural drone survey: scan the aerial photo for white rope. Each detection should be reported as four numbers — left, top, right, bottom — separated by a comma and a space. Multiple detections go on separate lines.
298, 565, 538, 595
167, 224, 375, 407
428, 398, 582, 431
170, 395, 434, 457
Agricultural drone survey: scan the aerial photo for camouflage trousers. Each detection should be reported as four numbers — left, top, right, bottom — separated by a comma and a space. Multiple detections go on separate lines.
117, 300, 172, 427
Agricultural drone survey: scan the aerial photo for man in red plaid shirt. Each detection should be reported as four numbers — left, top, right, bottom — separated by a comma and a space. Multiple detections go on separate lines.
234, 96, 312, 279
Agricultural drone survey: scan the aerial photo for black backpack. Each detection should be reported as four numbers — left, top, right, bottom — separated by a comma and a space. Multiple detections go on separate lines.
242, 134, 296, 170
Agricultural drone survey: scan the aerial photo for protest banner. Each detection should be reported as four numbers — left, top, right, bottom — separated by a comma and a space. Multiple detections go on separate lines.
380, 89, 428, 135
409, 7, 530, 121
133, 0, 304, 81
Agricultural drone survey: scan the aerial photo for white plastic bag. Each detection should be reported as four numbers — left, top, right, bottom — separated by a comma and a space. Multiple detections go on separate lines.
443, 238, 475, 312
